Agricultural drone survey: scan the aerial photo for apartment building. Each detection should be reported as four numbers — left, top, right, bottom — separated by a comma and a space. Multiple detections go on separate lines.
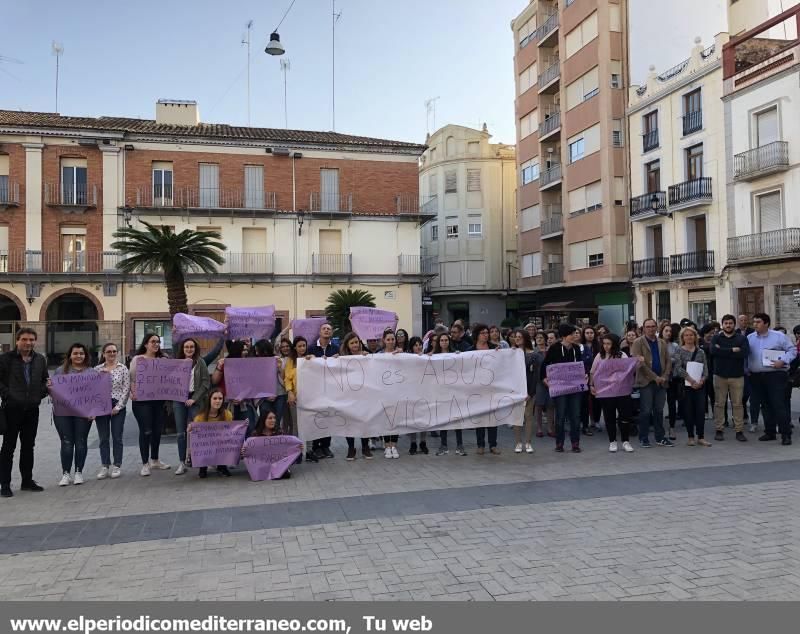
0, 101, 431, 360
627, 34, 731, 326
418, 124, 517, 328
511, 0, 631, 333
722, 5, 800, 325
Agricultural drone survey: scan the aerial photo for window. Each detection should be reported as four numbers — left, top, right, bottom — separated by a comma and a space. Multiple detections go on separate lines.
431, 224, 439, 241
569, 238, 604, 270
0, 154, 8, 204
320, 168, 340, 212
565, 11, 598, 58
518, 15, 537, 48
61, 227, 86, 272
683, 88, 703, 134
566, 67, 599, 110
135, 320, 173, 352
244, 165, 264, 209
521, 159, 540, 185
467, 141, 479, 155
643, 111, 659, 151
445, 170, 457, 193
609, 4, 622, 31
755, 190, 782, 232
518, 62, 538, 94
430, 147, 437, 162
588, 253, 604, 267
520, 109, 538, 138
569, 138, 585, 163
610, 60, 622, 88
520, 204, 541, 232
521, 252, 541, 277
683, 89, 701, 116
567, 124, 600, 163
468, 217, 482, 237
568, 180, 602, 215
446, 136, 456, 157
656, 290, 671, 322
755, 106, 779, 146
61, 160, 88, 205
646, 160, 661, 192
467, 169, 481, 192
446, 217, 459, 239
199, 163, 219, 207
612, 119, 624, 147
685, 144, 703, 180
428, 173, 438, 196
644, 111, 658, 134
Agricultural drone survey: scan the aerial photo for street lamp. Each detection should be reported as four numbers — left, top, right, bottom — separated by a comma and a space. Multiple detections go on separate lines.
297, 210, 305, 236
265, 32, 285, 56
651, 193, 671, 218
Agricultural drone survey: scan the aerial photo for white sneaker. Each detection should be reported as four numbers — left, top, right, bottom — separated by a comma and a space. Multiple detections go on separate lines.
150, 459, 171, 470
73, 471, 84, 485
391, 446, 399, 459
384, 448, 392, 459
622, 441, 634, 453
748, 423, 756, 433
97, 466, 109, 480
525, 443, 534, 454
58, 472, 72, 487
609, 441, 618, 453
175, 463, 187, 476
140, 463, 151, 477
514, 443, 523, 453
110, 466, 122, 479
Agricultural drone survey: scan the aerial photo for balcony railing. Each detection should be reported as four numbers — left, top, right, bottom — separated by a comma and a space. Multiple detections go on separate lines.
643, 129, 659, 152
539, 111, 561, 138
541, 215, 563, 236
630, 191, 667, 218
398, 254, 438, 276
395, 194, 420, 215
733, 141, 790, 180
632, 257, 669, 279
421, 195, 438, 215
668, 177, 712, 207
0, 182, 20, 206
670, 250, 715, 275
536, 13, 559, 44
310, 192, 353, 213
45, 183, 98, 208
134, 187, 278, 210
682, 110, 703, 135
312, 253, 352, 275
538, 59, 560, 89
217, 253, 274, 274
728, 228, 800, 261
539, 163, 562, 188
542, 264, 564, 285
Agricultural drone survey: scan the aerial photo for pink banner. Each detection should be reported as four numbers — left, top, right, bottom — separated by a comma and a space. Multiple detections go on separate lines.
349, 307, 398, 341
243, 435, 303, 481
546, 361, 588, 398
50, 370, 113, 418
225, 305, 276, 341
291, 318, 327, 344
592, 357, 638, 398
223, 357, 278, 400
173, 313, 225, 343
188, 421, 248, 468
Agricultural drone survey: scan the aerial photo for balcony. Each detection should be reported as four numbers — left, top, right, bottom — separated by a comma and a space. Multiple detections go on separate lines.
670, 250, 715, 276
134, 187, 278, 211
536, 13, 559, 47
643, 130, 659, 152
539, 163, 562, 190
45, 183, 98, 212
733, 141, 790, 181
217, 253, 274, 275
727, 228, 800, 261
0, 182, 20, 208
540, 215, 563, 237
398, 254, 438, 276
668, 177, 712, 211
542, 264, 564, 285
630, 191, 667, 220
421, 195, 438, 215
538, 111, 561, 141
682, 110, 703, 136
312, 253, 352, 275
395, 194, 419, 215
310, 192, 353, 213
632, 257, 669, 280
538, 59, 560, 94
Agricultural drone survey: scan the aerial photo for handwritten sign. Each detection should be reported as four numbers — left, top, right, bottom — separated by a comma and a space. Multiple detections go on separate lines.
546, 361, 588, 398
223, 357, 278, 400
296, 349, 527, 441
134, 357, 192, 402
243, 435, 303, 481
291, 318, 327, 344
173, 313, 225, 344
188, 421, 248, 468
349, 307, 398, 341
225, 305, 276, 341
592, 357, 638, 398
50, 370, 112, 418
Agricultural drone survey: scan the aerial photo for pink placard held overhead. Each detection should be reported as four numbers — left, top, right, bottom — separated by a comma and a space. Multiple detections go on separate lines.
172, 313, 225, 344
349, 307, 398, 341
225, 306, 276, 341
291, 318, 327, 344
223, 357, 278, 401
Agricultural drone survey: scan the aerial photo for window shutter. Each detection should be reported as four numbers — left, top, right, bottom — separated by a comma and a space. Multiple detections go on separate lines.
758, 192, 782, 232
756, 108, 778, 146
244, 165, 264, 209
532, 252, 542, 276
585, 181, 603, 210
199, 164, 219, 207
569, 241, 588, 270
467, 169, 481, 192
568, 186, 586, 214
445, 171, 457, 193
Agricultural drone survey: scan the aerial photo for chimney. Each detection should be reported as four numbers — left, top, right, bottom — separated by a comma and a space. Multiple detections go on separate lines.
155, 99, 200, 126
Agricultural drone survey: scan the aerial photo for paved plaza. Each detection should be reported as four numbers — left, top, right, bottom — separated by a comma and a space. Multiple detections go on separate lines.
1, 400, 800, 601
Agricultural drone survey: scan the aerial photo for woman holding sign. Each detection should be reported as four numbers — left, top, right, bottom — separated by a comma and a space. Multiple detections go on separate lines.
675, 327, 711, 447
590, 334, 636, 453
49, 343, 95, 486
284, 336, 315, 464
336, 333, 373, 461
173, 338, 211, 476
429, 333, 467, 457
130, 334, 171, 477
191, 388, 233, 478
472, 324, 501, 456
377, 330, 402, 459
94, 343, 130, 480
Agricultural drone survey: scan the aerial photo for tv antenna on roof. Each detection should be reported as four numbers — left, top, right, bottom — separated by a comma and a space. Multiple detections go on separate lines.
51, 41, 64, 112
242, 20, 254, 125
425, 97, 440, 134
280, 58, 291, 129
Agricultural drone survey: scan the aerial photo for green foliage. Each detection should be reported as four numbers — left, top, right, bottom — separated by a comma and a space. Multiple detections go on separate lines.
325, 289, 376, 337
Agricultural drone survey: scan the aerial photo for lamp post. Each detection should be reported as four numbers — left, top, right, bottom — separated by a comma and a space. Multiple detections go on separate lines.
297, 210, 305, 236
265, 32, 285, 56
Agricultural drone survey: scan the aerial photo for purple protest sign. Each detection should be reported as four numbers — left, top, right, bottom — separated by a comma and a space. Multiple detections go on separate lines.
243, 435, 303, 481
349, 307, 398, 341
50, 370, 113, 418
173, 313, 225, 343
225, 305, 276, 341
291, 318, 327, 344
223, 357, 278, 400
546, 361, 588, 398
592, 357, 639, 398
134, 357, 192, 402
188, 421, 248, 468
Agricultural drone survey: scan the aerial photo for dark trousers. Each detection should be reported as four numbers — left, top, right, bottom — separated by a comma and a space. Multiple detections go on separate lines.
346, 437, 369, 450
439, 429, 463, 448
95, 406, 126, 467
579, 392, 601, 428
683, 387, 707, 438
666, 378, 681, 428
132, 400, 165, 463
750, 372, 791, 437
475, 427, 497, 448
638, 383, 667, 443
53, 416, 91, 473
383, 435, 399, 443
599, 396, 632, 442
554, 392, 581, 446
0, 406, 40, 486
312, 436, 332, 450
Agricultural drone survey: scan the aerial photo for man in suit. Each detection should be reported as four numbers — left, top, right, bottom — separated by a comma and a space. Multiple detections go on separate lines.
631, 318, 674, 448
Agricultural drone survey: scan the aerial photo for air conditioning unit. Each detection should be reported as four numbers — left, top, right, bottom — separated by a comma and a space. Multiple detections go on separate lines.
271, 147, 291, 157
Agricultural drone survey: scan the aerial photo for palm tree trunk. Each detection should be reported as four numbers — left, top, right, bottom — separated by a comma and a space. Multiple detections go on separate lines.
165, 269, 189, 316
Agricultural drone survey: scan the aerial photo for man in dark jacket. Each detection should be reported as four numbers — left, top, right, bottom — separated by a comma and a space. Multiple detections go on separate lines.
0, 328, 49, 498
711, 314, 749, 442
449, 322, 473, 352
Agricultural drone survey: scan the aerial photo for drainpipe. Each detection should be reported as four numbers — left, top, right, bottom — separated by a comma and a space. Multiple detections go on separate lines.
292, 153, 298, 320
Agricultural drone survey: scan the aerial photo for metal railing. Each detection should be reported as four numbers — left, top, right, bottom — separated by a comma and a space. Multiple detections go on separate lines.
538, 59, 560, 87
733, 141, 789, 180
682, 110, 703, 135
643, 129, 659, 152
542, 264, 564, 285
540, 163, 562, 188
395, 194, 420, 214
0, 182, 20, 206
668, 177, 712, 206
536, 12, 559, 42
45, 183, 98, 207
539, 111, 561, 137
670, 250, 715, 275
421, 195, 438, 215
630, 191, 667, 217
312, 253, 352, 275
217, 252, 274, 274
727, 228, 800, 261
134, 187, 278, 210
632, 257, 669, 279
310, 192, 353, 213
541, 215, 563, 236
398, 254, 438, 276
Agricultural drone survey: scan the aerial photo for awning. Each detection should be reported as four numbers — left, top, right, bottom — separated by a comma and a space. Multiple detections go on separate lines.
540, 301, 573, 310
533, 301, 598, 312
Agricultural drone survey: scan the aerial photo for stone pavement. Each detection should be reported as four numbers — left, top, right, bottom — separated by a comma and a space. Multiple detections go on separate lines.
1, 400, 799, 601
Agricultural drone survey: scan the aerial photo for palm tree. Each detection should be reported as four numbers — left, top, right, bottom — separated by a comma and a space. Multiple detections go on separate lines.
111, 222, 226, 316
325, 289, 375, 336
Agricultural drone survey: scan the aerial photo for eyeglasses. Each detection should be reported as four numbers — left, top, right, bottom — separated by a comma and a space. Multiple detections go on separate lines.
105, 350, 118, 354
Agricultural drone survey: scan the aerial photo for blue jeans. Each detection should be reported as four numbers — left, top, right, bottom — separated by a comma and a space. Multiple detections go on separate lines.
95, 403, 126, 467
53, 416, 91, 473
475, 427, 497, 448
638, 383, 667, 443
554, 392, 581, 446
132, 400, 165, 464
439, 429, 463, 448
750, 372, 791, 437
173, 400, 198, 463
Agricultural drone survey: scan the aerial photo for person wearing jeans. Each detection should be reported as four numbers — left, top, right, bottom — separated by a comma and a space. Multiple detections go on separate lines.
710, 314, 748, 442
471, 324, 501, 455
541, 323, 585, 453
94, 343, 131, 479
172, 338, 210, 475
631, 318, 674, 448
130, 333, 171, 476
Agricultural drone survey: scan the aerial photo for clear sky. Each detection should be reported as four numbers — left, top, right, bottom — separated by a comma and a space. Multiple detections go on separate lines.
1, 0, 727, 147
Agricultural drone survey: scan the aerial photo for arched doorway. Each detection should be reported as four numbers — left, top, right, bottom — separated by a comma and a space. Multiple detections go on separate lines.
0, 294, 22, 353
45, 293, 99, 365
